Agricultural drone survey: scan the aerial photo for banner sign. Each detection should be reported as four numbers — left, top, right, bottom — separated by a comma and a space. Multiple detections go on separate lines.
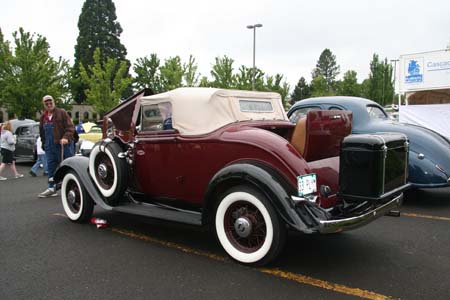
399, 49, 450, 92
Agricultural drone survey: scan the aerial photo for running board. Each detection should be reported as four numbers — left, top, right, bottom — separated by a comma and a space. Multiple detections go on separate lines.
111, 202, 202, 226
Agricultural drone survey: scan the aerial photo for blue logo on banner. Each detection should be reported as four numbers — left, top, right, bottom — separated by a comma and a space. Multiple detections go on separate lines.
405, 59, 423, 84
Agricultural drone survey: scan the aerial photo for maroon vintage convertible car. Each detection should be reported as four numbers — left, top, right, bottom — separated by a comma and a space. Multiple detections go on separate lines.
55, 88, 409, 266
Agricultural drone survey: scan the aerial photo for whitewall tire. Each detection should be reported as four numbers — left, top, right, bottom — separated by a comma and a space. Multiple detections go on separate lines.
61, 171, 94, 223
89, 142, 128, 205
215, 185, 286, 266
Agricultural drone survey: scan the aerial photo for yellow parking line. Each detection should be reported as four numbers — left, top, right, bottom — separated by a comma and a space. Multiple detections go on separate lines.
402, 212, 450, 222
53, 213, 395, 299
111, 228, 394, 300
259, 269, 393, 300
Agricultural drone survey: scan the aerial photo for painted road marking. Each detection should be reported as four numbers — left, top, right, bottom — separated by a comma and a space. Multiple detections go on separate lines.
53, 213, 395, 299
403, 212, 450, 222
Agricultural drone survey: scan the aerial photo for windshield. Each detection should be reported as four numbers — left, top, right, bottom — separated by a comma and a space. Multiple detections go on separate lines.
366, 105, 388, 120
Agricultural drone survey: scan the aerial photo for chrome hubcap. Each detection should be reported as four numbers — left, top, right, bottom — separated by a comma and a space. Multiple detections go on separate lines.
67, 190, 76, 204
234, 217, 252, 238
97, 163, 108, 179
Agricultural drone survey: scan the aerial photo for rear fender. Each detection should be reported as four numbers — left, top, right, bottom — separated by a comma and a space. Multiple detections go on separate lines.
203, 161, 313, 233
54, 156, 113, 210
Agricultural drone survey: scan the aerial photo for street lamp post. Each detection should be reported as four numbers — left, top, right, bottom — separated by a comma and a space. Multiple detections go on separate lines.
390, 59, 399, 105
247, 23, 263, 90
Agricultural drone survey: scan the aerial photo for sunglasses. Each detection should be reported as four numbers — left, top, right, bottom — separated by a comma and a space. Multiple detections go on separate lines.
44, 101, 54, 106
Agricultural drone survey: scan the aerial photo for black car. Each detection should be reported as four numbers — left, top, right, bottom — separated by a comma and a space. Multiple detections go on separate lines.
14, 122, 40, 161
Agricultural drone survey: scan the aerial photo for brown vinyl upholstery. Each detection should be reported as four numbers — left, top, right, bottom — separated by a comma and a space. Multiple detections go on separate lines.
291, 116, 307, 156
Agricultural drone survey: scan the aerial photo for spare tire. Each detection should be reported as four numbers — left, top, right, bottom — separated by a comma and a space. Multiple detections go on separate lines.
89, 141, 128, 205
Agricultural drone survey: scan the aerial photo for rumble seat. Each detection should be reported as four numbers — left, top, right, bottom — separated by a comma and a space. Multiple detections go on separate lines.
291, 110, 353, 162
291, 117, 307, 157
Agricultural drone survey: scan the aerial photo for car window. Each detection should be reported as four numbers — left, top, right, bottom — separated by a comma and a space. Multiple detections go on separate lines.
328, 106, 343, 111
141, 102, 173, 131
289, 106, 321, 123
89, 126, 102, 133
366, 105, 388, 120
32, 125, 39, 134
19, 126, 31, 136
239, 100, 273, 112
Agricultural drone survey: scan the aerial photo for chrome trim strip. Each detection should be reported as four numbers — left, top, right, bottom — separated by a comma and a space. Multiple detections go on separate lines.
317, 194, 403, 234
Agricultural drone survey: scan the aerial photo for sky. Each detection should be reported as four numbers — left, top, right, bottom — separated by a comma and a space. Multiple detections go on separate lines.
1, 0, 449, 91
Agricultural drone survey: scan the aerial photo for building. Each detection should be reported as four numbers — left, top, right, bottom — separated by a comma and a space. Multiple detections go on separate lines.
0, 104, 100, 123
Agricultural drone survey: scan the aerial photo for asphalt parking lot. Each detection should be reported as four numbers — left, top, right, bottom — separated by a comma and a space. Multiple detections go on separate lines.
1, 162, 449, 300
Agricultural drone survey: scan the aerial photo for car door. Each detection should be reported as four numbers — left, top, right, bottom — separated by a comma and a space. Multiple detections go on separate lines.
15, 124, 38, 158
133, 102, 182, 201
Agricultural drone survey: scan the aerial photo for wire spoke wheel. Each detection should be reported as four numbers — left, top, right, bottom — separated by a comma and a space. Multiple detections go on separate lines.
94, 152, 115, 190
224, 201, 267, 253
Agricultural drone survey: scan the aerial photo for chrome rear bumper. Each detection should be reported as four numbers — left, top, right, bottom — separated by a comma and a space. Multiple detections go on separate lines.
318, 193, 403, 234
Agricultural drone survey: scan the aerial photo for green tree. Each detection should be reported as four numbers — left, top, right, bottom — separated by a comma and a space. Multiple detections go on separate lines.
210, 56, 236, 88
311, 75, 333, 97
160, 56, 184, 91
311, 48, 340, 92
183, 55, 200, 87
0, 28, 69, 118
365, 54, 393, 106
337, 70, 360, 96
72, 0, 130, 103
0, 29, 12, 108
80, 48, 132, 117
198, 76, 211, 87
133, 53, 163, 93
235, 66, 265, 90
290, 77, 311, 104
265, 74, 290, 107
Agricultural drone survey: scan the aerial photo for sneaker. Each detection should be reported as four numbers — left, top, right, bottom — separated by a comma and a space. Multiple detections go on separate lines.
0, 176, 6, 181
38, 188, 58, 198
29, 170, 37, 177
15, 174, 24, 178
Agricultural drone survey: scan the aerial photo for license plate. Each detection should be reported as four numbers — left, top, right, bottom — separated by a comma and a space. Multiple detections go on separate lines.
297, 173, 317, 196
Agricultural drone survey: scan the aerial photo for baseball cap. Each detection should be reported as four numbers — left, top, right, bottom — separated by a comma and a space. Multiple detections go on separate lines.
43, 95, 54, 101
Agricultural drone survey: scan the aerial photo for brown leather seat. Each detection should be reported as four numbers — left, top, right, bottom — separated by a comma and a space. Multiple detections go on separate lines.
291, 116, 307, 156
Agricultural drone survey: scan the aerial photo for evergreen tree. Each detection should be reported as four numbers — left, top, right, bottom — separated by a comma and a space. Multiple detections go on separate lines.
0, 28, 69, 118
72, 0, 129, 103
290, 77, 311, 104
365, 54, 393, 106
311, 48, 340, 92
337, 70, 360, 96
311, 75, 333, 97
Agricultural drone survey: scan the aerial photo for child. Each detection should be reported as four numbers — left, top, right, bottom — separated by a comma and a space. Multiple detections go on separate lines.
29, 137, 48, 177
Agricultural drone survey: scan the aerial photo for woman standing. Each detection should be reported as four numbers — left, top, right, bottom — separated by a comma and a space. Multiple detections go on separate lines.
0, 121, 24, 180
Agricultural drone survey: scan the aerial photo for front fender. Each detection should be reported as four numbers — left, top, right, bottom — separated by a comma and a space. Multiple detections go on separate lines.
54, 156, 113, 210
203, 161, 313, 233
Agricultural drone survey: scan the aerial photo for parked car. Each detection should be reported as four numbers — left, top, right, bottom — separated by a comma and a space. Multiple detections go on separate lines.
288, 96, 450, 195
75, 122, 103, 156
54, 88, 409, 266
14, 122, 40, 161
78, 125, 102, 143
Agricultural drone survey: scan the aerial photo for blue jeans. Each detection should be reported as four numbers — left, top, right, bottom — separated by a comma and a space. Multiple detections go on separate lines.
31, 154, 47, 174
46, 143, 74, 189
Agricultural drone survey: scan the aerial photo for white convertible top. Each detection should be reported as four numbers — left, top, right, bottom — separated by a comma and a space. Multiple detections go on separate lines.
140, 88, 288, 135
